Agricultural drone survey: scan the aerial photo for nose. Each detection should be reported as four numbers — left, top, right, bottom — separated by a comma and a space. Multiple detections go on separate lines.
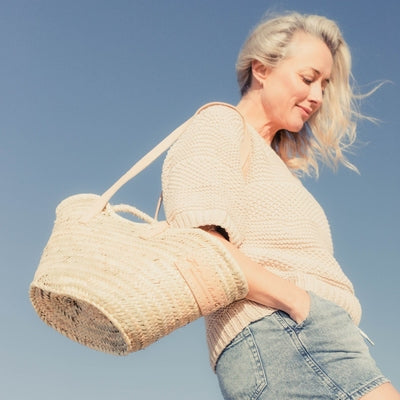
309, 83, 323, 107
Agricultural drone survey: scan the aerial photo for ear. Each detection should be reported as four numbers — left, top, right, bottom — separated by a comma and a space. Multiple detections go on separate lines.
251, 60, 270, 84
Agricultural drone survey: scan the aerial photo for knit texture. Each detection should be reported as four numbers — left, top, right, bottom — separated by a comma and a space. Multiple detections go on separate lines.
162, 104, 362, 369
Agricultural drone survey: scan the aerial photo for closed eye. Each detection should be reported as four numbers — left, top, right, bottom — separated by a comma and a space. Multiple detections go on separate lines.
302, 76, 313, 85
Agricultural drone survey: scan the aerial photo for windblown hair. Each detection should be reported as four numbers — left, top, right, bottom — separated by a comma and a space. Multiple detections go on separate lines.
236, 12, 363, 176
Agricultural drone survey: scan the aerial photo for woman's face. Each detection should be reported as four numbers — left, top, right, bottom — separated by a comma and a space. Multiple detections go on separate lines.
256, 32, 333, 134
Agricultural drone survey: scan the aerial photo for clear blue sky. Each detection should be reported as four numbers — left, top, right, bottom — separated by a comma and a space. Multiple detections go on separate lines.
1, 1, 399, 399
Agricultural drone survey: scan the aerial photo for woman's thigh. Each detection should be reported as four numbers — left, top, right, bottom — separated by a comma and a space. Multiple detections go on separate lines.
216, 292, 389, 400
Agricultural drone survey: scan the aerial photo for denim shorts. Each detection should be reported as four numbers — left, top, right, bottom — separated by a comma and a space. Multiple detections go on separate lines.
216, 292, 389, 400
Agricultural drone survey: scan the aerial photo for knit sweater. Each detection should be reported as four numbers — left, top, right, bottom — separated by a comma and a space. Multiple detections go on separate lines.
161, 103, 362, 369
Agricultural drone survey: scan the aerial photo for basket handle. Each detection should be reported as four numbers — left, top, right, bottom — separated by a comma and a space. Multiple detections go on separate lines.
111, 204, 155, 224
81, 102, 250, 223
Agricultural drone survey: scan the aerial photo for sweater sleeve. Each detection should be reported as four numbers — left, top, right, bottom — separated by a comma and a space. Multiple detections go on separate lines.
161, 104, 247, 247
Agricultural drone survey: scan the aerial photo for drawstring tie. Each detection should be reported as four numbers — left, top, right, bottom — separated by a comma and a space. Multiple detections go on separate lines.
358, 328, 375, 346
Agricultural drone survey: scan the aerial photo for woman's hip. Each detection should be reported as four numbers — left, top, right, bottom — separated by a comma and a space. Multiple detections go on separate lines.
216, 292, 388, 400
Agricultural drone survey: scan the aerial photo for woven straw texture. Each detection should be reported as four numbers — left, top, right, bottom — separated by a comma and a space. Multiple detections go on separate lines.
29, 193, 248, 355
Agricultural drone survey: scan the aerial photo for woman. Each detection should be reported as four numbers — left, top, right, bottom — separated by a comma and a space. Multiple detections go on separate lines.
162, 12, 400, 399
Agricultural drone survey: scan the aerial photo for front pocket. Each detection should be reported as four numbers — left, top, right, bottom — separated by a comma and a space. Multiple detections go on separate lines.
216, 327, 268, 399
275, 291, 315, 332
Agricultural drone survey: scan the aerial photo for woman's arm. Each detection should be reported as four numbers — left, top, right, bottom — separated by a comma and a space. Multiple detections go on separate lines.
206, 229, 311, 324
163, 105, 309, 322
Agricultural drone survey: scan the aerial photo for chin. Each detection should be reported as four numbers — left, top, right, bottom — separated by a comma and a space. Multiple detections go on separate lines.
285, 123, 305, 133
281, 116, 306, 133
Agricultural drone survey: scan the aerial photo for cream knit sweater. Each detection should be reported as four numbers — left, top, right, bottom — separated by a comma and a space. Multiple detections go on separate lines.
162, 103, 362, 369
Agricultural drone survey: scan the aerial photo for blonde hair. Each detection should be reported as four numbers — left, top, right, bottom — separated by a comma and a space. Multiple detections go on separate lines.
236, 12, 363, 176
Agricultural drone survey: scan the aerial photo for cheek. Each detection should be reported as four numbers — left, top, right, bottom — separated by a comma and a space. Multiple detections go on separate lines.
292, 81, 309, 99
280, 79, 307, 107
284, 72, 305, 94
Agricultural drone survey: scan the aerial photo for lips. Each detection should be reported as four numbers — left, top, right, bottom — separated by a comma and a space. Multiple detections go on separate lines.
297, 105, 312, 118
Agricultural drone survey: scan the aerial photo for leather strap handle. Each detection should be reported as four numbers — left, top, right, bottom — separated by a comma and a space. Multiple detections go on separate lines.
81, 102, 250, 223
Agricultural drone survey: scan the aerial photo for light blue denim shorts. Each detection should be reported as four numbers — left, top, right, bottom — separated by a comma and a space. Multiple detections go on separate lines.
216, 292, 389, 400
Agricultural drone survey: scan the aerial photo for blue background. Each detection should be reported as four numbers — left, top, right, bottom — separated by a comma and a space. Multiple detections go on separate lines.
1, 1, 399, 398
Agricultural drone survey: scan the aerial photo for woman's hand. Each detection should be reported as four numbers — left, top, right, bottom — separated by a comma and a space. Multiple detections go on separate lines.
206, 229, 311, 322
287, 287, 311, 324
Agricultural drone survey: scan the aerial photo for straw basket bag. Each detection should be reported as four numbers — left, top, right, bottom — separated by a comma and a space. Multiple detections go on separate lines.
29, 103, 251, 355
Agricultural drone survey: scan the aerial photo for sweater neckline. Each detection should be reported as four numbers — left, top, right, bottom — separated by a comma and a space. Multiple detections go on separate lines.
246, 123, 302, 184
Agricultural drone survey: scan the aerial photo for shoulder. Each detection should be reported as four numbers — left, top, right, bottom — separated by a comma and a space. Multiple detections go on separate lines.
174, 102, 246, 151
192, 102, 245, 134
163, 103, 246, 170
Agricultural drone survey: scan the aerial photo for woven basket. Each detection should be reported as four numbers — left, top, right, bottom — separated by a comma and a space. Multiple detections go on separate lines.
29, 103, 250, 355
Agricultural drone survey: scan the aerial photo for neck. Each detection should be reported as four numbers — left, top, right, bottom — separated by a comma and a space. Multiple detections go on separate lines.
236, 94, 277, 145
